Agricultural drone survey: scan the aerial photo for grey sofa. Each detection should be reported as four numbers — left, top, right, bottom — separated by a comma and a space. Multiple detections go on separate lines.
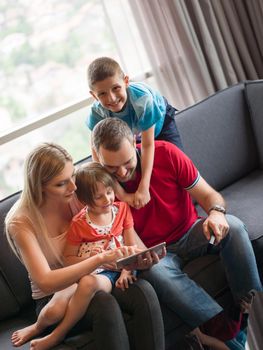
1, 79, 263, 349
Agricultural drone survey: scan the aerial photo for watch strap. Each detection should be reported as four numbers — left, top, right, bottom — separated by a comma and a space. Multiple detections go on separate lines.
208, 205, 226, 214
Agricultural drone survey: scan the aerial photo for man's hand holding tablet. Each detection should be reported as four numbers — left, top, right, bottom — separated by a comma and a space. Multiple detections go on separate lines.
116, 242, 166, 270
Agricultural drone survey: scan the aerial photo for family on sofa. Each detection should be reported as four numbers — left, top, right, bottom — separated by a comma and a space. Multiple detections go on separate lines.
3, 57, 263, 350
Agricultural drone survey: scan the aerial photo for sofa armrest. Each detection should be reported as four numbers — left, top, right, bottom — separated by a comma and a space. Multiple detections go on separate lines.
0, 271, 20, 321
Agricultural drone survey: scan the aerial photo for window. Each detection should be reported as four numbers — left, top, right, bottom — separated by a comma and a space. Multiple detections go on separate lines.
0, 0, 153, 199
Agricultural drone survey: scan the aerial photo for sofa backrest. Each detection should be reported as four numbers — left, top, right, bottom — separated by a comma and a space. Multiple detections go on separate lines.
0, 193, 32, 321
175, 82, 259, 191
245, 80, 263, 169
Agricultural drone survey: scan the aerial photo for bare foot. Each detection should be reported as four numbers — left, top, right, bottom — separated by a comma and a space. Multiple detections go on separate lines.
11, 323, 41, 347
30, 333, 63, 350
192, 328, 230, 350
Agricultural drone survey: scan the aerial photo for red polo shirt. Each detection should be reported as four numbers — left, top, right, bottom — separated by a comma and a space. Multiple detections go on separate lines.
123, 141, 200, 247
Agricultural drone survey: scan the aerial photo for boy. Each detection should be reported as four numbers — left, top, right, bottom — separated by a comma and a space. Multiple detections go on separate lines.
86, 57, 182, 209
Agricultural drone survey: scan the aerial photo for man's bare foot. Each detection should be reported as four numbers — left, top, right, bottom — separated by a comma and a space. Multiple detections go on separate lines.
30, 333, 63, 350
192, 328, 230, 350
11, 323, 41, 347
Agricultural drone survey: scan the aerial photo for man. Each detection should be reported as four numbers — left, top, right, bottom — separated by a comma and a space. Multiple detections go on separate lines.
92, 117, 262, 334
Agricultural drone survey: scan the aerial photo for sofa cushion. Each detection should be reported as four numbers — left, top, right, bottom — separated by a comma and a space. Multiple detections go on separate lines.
175, 82, 259, 191
0, 307, 36, 350
0, 272, 20, 321
219, 170, 263, 242
0, 193, 32, 310
196, 169, 263, 241
196, 169, 263, 282
245, 80, 263, 169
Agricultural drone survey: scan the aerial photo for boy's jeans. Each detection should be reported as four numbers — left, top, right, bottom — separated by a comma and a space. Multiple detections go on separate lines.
139, 215, 262, 328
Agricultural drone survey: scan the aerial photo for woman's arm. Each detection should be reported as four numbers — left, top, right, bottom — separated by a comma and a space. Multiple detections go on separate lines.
63, 241, 91, 266
63, 227, 146, 266
10, 223, 130, 295
135, 126, 155, 208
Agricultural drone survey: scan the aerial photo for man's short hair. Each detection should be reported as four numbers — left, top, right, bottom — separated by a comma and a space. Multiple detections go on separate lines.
87, 57, 125, 89
92, 118, 134, 154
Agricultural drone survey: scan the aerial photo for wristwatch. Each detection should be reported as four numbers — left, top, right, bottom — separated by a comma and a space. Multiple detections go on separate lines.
208, 205, 226, 214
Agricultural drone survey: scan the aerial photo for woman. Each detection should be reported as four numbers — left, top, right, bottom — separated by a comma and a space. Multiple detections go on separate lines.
5, 142, 164, 350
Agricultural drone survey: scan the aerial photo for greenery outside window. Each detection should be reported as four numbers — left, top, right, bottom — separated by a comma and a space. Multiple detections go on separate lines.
0, 0, 153, 199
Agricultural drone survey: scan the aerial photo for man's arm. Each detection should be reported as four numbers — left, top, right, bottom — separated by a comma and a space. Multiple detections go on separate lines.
188, 176, 229, 244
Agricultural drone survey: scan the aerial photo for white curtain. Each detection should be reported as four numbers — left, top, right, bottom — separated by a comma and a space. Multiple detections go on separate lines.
128, 0, 263, 109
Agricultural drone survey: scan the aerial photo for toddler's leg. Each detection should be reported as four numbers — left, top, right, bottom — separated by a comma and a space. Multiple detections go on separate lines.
30, 275, 112, 350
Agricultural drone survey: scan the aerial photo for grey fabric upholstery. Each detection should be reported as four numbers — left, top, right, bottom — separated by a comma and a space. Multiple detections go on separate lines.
196, 169, 263, 241
0, 272, 20, 320
245, 80, 263, 169
176, 83, 259, 191
0, 194, 32, 303
1, 80, 263, 349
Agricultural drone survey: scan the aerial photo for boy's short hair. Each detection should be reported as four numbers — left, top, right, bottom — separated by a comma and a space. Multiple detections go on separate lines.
75, 162, 116, 207
92, 118, 134, 154
87, 57, 125, 89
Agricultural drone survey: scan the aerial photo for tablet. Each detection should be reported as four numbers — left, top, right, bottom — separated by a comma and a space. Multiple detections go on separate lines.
116, 242, 166, 269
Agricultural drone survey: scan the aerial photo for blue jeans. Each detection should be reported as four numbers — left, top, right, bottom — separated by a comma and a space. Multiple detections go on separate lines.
155, 102, 183, 150
138, 215, 262, 329
98, 270, 120, 286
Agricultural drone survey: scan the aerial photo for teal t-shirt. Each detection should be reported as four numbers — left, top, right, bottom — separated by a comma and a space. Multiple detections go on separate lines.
86, 82, 167, 137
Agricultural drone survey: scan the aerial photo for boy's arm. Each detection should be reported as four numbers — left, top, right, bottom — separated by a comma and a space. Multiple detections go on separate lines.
91, 141, 99, 162
114, 180, 135, 207
135, 125, 155, 208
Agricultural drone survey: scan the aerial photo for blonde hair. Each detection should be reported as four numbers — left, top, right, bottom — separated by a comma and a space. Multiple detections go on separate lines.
5, 143, 72, 264
75, 162, 116, 207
